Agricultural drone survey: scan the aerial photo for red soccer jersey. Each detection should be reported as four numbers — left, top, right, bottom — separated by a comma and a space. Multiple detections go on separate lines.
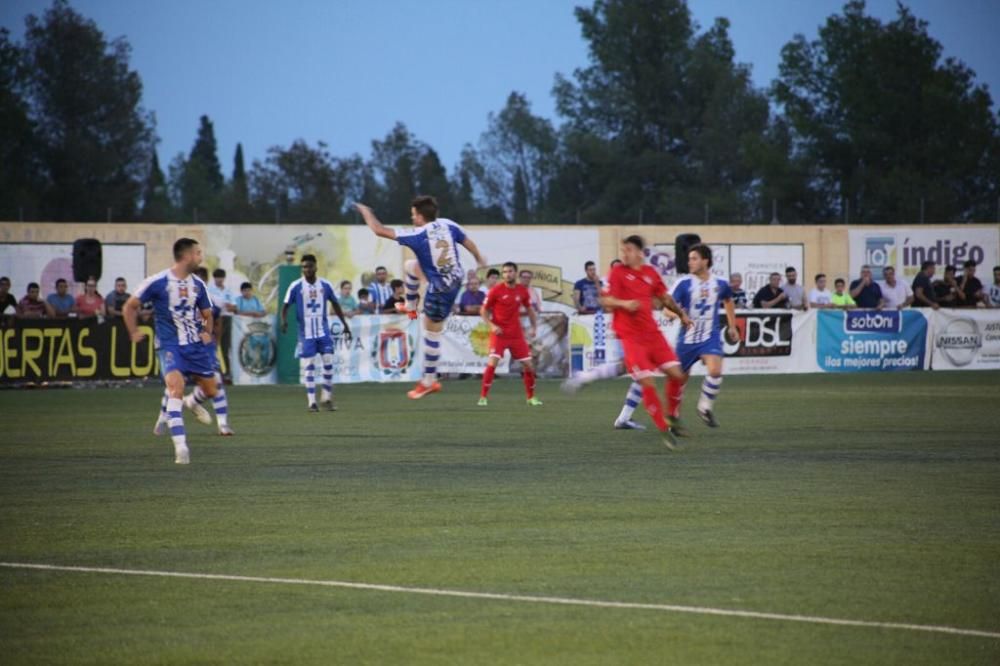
483, 283, 531, 337
607, 264, 667, 339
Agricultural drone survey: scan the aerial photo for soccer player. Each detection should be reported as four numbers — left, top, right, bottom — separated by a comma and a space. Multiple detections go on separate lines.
280, 254, 352, 412
478, 261, 542, 407
124, 238, 217, 464
355, 196, 486, 399
600, 235, 692, 449
668, 244, 740, 429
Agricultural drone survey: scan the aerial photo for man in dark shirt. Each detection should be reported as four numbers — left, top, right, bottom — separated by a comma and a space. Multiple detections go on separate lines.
729, 273, 747, 308
573, 261, 602, 314
849, 265, 884, 309
104, 277, 131, 318
0, 276, 16, 317
933, 266, 960, 306
753, 272, 787, 308
911, 261, 938, 308
956, 260, 985, 307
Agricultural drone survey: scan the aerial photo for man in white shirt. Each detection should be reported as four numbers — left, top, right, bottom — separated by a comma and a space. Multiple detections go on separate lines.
808, 273, 833, 308
783, 266, 808, 310
878, 266, 913, 309
989, 266, 1000, 307
519, 269, 543, 312
209, 268, 236, 315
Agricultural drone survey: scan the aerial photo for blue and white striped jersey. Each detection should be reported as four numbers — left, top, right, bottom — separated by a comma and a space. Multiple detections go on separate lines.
672, 275, 733, 345
134, 269, 212, 347
284, 277, 337, 340
394, 218, 467, 292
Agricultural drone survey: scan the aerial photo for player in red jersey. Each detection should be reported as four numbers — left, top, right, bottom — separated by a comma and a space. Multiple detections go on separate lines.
479, 261, 542, 406
601, 235, 692, 449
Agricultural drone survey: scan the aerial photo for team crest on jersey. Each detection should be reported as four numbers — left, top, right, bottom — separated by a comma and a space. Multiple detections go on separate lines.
238, 321, 277, 377
371, 327, 415, 378
178, 284, 189, 299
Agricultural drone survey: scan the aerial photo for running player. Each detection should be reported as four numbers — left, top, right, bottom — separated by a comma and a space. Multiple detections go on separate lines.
668, 243, 739, 427
124, 238, 217, 464
355, 196, 486, 400
478, 261, 542, 407
280, 254, 352, 412
599, 235, 692, 449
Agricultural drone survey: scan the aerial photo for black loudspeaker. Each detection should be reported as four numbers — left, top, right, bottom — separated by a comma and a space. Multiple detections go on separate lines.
674, 233, 702, 274
72, 238, 102, 283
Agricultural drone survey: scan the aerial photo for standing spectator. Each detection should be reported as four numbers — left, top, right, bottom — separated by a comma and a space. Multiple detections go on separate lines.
573, 261, 602, 314
367, 266, 393, 311
752, 272, 787, 309
911, 261, 938, 309
75, 278, 105, 318
484, 268, 500, 291
104, 277, 131, 318
849, 265, 884, 309
381, 279, 406, 313
989, 266, 1000, 307
519, 269, 543, 312
46, 278, 76, 317
0, 276, 16, 317
457, 276, 486, 315
729, 273, 747, 309
830, 278, 856, 309
235, 282, 265, 317
933, 266, 960, 307
18, 282, 54, 318
782, 266, 808, 310
209, 268, 237, 315
956, 260, 985, 307
357, 288, 376, 314
878, 267, 913, 310
338, 281, 359, 316
809, 274, 833, 308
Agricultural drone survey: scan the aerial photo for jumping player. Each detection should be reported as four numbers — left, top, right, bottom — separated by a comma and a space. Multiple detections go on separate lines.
355, 196, 486, 400
280, 254, 352, 412
124, 238, 217, 464
478, 261, 542, 407
668, 244, 739, 427
600, 235, 692, 449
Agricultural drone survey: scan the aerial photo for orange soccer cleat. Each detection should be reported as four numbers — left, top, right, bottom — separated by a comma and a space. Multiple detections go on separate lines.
407, 381, 442, 400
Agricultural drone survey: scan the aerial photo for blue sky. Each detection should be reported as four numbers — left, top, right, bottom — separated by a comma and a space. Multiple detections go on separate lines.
3, 0, 998, 176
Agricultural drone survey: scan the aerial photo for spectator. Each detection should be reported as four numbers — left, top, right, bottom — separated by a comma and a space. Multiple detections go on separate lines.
752, 272, 787, 309
878, 267, 913, 310
911, 261, 938, 309
783, 266, 808, 310
849, 265, 884, 309
368, 266, 393, 311
76, 278, 105, 318
357, 288, 376, 314
209, 268, 237, 314
484, 268, 500, 291
458, 276, 486, 315
956, 260, 985, 308
235, 282, 265, 317
729, 273, 747, 309
809, 274, 833, 308
338, 280, 358, 316
104, 277, 131, 318
18, 282, 54, 318
990, 266, 1000, 307
46, 278, 76, 317
933, 266, 960, 307
519, 269, 543, 312
0, 276, 16, 317
830, 278, 856, 309
573, 261, 602, 314
381, 279, 406, 313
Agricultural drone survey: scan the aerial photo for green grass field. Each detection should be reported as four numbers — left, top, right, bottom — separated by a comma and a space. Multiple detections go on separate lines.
2, 372, 999, 665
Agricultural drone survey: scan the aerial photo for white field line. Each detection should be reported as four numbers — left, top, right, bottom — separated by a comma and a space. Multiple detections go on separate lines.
1, 562, 997, 640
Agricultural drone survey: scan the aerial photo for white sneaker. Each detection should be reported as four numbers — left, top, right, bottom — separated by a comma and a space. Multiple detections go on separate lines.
560, 377, 583, 395
185, 397, 212, 425
153, 416, 167, 436
218, 425, 235, 436
614, 418, 647, 430
174, 444, 190, 465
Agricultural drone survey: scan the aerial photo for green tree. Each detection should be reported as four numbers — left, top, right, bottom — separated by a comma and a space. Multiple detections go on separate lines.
415, 148, 453, 214
221, 142, 251, 221
175, 115, 224, 220
248, 140, 353, 223
773, 0, 1000, 222
140, 151, 172, 221
0, 28, 41, 220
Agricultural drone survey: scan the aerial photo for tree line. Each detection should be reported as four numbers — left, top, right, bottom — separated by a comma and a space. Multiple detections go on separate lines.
1, 0, 998, 225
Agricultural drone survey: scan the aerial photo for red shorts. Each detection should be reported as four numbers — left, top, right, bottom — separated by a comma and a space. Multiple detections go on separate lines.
620, 332, 679, 379
489, 334, 532, 361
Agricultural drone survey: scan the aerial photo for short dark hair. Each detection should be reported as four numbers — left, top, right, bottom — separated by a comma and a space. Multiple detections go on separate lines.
389, 279, 404, 289
921, 260, 935, 271
834, 278, 845, 286
55, 278, 67, 286
301, 254, 317, 264
963, 260, 976, 269
769, 272, 781, 279
689, 243, 713, 268
610, 259, 622, 267
585, 261, 595, 270
622, 234, 645, 250
815, 273, 826, 282
212, 268, 226, 278
115, 276, 126, 283
339, 280, 351, 288
28, 282, 39, 290
375, 265, 387, 273
785, 266, 796, 274
411, 195, 439, 221
945, 265, 956, 273
503, 261, 518, 271
358, 288, 370, 297
486, 268, 500, 278
240, 281, 252, 290
194, 267, 209, 281
993, 265, 1000, 273
0, 276, 9, 284
173, 237, 199, 260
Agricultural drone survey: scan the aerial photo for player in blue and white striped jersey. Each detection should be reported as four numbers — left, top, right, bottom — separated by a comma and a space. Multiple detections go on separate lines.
124, 238, 218, 464
280, 254, 352, 412
355, 195, 487, 400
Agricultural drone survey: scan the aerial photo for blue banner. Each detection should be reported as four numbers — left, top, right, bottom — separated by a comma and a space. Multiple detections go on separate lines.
816, 310, 928, 372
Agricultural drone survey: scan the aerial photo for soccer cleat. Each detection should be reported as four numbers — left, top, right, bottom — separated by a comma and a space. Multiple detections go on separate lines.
187, 400, 212, 425
218, 425, 235, 436
698, 408, 719, 428
614, 419, 647, 430
477, 397, 489, 406
559, 377, 583, 395
174, 444, 190, 465
668, 416, 690, 437
407, 381, 442, 400
153, 417, 167, 436
321, 399, 337, 412
308, 403, 320, 413
660, 428, 680, 451
526, 397, 544, 407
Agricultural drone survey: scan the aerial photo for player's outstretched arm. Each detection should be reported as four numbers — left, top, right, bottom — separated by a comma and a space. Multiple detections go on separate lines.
123, 296, 145, 343
525, 301, 538, 339
329, 297, 352, 340
661, 293, 692, 328
459, 237, 487, 269
599, 294, 638, 312
723, 298, 739, 343
200, 308, 214, 343
354, 203, 397, 240
481, 303, 500, 335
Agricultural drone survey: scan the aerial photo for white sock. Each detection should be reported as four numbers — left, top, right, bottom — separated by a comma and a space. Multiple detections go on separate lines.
423, 329, 442, 387
617, 382, 642, 423
166, 397, 186, 449
302, 358, 317, 405
577, 362, 622, 384
404, 259, 421, 311
698, 375, 723, 412
212, 372, 229, 427
321, 353, 334, 402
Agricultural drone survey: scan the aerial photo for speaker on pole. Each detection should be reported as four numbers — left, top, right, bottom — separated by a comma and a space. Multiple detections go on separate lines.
72, 238, 103, 283
674, 233, 701, 274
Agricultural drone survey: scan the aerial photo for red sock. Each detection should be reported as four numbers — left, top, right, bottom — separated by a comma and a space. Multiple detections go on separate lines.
667, 377, 684, 418
641, 385, 669, 431
481, 365, 496, 398
521, 369, 536, 399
